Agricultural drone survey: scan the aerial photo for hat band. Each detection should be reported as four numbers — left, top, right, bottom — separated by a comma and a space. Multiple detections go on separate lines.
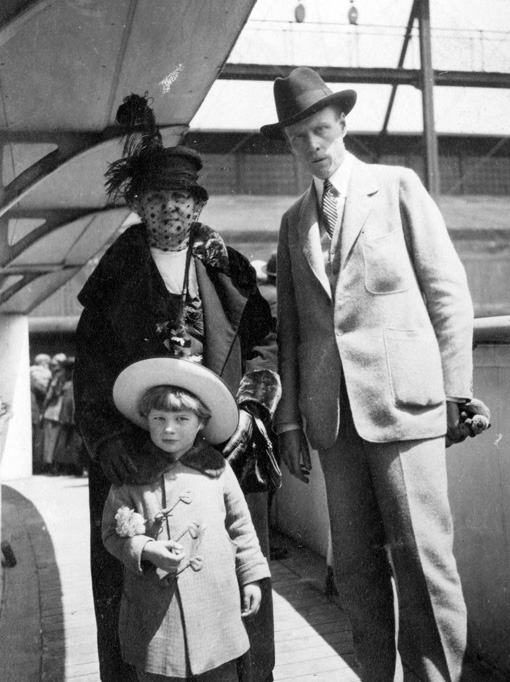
134, 169, 200, 191
278, 86, 333, 122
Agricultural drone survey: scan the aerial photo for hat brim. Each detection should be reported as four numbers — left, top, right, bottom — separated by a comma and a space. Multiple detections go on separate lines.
113, 358, 239, 444
260, 89, 357, 140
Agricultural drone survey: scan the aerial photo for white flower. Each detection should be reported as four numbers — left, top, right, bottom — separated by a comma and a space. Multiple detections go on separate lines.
115, 506, 146, 537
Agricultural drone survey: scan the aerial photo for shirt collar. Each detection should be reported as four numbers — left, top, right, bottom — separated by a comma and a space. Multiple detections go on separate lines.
313, 151, 353, 201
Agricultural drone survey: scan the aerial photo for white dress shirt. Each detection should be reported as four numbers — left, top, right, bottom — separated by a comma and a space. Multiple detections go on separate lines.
278, 154, 354, 435
314, 152, 353, 288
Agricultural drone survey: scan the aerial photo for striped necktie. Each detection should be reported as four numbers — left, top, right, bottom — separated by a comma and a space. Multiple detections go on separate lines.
321, 179, 338, 237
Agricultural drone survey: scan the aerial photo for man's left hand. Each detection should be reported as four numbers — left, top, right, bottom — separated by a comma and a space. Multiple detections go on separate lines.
222, 409, 253, 457
446, 398, 491, 447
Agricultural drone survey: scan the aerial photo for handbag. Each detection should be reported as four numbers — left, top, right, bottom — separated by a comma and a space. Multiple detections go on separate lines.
227, 413, 282, 494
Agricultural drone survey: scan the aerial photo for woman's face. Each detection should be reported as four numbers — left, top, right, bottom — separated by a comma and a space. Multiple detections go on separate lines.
133, 189, 204, 251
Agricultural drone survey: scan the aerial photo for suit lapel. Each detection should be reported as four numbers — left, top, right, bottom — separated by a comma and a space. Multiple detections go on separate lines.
297, 184, 332, 298
340, 158, 379, 269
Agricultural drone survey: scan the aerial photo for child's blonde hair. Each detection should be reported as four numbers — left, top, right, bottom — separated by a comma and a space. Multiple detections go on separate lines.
138, 385, 211, 424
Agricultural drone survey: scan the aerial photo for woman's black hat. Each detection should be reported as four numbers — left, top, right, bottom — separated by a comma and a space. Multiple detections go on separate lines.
105, 93, 208, 204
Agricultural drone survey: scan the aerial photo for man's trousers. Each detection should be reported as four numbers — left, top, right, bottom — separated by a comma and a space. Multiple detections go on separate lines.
319, 391, 467, 682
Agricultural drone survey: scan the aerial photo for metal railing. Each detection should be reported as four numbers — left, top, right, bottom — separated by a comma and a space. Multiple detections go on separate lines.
474, 315, 510, 344
233, 21, 510, 74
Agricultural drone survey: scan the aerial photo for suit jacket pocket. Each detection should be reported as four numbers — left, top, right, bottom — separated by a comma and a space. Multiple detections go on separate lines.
384, 328, 444, 408
362, 229, 413, 294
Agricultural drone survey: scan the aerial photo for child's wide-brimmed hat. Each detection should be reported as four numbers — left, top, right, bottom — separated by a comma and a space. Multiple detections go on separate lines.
260, 66, 357, 141
113, 358, 238, 444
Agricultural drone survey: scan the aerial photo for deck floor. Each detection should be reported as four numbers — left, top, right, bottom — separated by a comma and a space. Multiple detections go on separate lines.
0, 475, 360, 682
0, 475, 500, 682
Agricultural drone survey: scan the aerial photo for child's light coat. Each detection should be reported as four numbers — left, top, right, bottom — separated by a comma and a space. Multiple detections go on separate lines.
102, 458, 269, 677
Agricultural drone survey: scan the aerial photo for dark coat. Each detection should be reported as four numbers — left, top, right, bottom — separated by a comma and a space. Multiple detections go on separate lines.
74, 222, 279, 682
74, 223, 277, 458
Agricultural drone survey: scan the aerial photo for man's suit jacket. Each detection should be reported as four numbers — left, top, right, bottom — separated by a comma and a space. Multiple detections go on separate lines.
275, 157, 474, 451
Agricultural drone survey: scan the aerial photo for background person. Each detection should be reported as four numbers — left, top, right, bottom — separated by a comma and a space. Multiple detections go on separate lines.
261, 66, 488, 682
258, 253, 277, 323
41, 352, 67, 474
30, 353, 52, 473
53, 357, 86, 476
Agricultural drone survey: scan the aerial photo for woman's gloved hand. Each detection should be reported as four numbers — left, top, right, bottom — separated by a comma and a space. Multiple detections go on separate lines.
97, 435, 139, 485
222, 409, 253, 459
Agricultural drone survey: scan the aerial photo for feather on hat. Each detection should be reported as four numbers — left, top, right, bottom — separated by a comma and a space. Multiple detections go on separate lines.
105, 93, 208, 205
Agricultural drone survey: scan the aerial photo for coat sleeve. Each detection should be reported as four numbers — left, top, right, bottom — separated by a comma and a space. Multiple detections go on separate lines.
229, 248, 282, 417
73, 307, 142, 459
223, 464, 271, 585
273, 210, 302, 429
102, 484, 154, 576
399, 169, 474, 399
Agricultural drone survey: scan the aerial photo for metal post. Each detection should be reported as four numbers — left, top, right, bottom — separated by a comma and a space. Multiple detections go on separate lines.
417, 0, 440, 197
381, 0, 418, 135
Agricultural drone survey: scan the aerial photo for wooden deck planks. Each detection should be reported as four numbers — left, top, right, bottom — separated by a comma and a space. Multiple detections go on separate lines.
2, 476, 362, 682
272, 560, 360, 681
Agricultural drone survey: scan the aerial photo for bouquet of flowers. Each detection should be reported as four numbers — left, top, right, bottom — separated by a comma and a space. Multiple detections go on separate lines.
115, 506, 146, 537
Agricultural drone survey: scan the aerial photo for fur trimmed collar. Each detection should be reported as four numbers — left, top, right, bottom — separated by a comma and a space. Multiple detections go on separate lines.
123, 437, 226, 486
78, 221, 258, 312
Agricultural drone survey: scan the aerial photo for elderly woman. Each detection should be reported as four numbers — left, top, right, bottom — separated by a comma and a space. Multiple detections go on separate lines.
74, 94, 280, 682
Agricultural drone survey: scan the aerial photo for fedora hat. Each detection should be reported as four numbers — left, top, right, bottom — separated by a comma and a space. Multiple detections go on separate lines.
113, 358, 239, 444
261, 67, 356, 140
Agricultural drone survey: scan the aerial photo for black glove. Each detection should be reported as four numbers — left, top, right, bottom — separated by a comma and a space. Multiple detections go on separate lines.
96, 435, 139, 485
459, 398, 491, 437
446, 398, 491, 448
222, 409, 253, 459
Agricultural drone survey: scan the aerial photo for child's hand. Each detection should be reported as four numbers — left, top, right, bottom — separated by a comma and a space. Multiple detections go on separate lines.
142, 540, 185, 572
241, 581, 262, 618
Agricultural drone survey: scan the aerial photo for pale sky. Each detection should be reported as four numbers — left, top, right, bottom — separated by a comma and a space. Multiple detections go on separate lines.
191, 0, 510, 136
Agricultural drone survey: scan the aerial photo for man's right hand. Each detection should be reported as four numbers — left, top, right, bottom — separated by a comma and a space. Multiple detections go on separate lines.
97, 436, 138, 485
278, 429, 312, 484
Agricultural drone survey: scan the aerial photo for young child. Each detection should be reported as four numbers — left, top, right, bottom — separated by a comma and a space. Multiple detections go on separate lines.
102, 358, 270, 682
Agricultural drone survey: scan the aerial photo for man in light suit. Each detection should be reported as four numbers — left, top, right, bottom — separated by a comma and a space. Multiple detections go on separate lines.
261, 67, 474, 682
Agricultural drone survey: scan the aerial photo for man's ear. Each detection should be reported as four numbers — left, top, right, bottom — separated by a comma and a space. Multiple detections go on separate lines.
283, 135, 294, 155
340, 113, 347, 136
